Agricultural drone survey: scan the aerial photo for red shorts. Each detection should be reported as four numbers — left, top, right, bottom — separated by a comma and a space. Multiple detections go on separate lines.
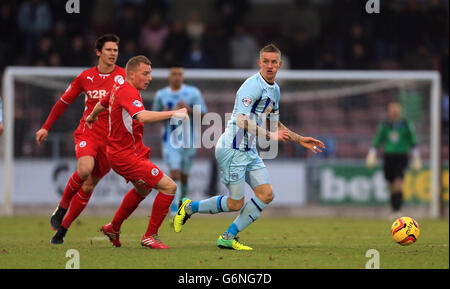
74, 133, 111, 179
108, 151, 164, 190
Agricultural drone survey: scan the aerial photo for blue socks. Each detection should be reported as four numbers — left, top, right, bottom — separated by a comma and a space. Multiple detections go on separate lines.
188, 195, 269, 239
226, 197, 267, 237
190, 195, 230, 214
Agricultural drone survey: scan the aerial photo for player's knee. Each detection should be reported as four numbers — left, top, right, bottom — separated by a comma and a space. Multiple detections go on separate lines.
135, 187, 151, 198
227, 198, 244, 211
393, 179, 403, 192
76, 167, 92, 179
170, 182, 177, 195
163, 181, 177, 196
260, 190, 274, 205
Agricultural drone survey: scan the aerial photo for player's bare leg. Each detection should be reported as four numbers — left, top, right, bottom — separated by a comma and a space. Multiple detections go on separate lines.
76, 156, 96, 180
253, 184, 274, 205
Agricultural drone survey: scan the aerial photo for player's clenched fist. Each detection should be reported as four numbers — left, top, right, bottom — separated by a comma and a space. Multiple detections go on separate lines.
85, 113, 98, 129
172, 108, 189, 120
35, 128, 48, 146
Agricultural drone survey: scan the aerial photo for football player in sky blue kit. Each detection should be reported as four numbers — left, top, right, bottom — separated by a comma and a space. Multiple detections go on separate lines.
174, 44, 325, 250
0, 97, 3, 136
153, 66, 207, 216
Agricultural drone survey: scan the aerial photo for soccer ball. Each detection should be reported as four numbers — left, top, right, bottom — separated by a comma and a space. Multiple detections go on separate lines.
391, 217, 420, 246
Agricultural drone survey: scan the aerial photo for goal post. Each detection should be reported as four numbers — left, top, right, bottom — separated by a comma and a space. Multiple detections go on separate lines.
1, 67, 443, 217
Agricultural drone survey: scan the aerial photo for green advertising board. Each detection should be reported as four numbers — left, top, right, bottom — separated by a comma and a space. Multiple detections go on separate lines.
319, 165, 449, 205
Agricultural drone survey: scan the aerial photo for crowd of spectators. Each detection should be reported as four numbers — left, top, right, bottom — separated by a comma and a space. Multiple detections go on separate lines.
0, 0, 448, 92
0, 0, 448, 160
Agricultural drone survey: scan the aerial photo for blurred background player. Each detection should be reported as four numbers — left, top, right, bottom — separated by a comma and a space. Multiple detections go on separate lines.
366, 101, 422, 217
0, 97, 3, 136
35, 34, 125, 244
152, 65, 207, 217
174, 44, 325, 250
86, 55, 188, 249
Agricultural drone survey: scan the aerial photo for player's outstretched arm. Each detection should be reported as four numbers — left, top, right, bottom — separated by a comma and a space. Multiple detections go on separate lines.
35, 99, 70, 146
277, 121, 325, 154
135, 108, 188, 124
36, 74, 83, 145
237, 114, 289, 142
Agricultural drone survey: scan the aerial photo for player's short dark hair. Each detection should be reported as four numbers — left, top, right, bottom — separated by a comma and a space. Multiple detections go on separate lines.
126, 55, 152, 73
259, 43, 281, 58
168, 63, 184, 69
95, 33, 120, 52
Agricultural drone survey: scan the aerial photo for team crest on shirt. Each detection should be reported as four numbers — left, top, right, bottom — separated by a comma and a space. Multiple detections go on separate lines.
151, 168, 159, 176
114, 75, 124, 85
79, 141, 87, 148
231, 173, 239, 181
242, 97, 252, 107
132, 100, 143, 107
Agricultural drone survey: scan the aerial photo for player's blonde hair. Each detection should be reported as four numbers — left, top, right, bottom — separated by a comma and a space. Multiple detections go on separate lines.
126, 55, 152, 74
259, 44, 281, 59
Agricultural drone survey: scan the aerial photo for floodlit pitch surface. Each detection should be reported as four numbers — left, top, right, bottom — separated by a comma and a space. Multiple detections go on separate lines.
0, 216, 448, 269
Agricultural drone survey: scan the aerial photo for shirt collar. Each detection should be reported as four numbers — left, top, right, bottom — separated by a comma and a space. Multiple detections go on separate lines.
258, 72, 275, 89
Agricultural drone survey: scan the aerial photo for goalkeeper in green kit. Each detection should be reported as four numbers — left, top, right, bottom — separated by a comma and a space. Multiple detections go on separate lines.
366, 102, 422, 216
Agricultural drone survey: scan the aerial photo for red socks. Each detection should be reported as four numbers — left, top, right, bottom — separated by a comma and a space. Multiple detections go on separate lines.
145, 192, 174, 237
61, 189, 91, 229
59, 171, 86, 209
111, 188, 145, 232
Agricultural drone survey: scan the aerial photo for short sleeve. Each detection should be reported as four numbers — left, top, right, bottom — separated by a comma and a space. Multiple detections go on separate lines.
152, 91, 163, 111
235, 80, 261, 115
190, 88, 207, 113
119, 88, 146, 118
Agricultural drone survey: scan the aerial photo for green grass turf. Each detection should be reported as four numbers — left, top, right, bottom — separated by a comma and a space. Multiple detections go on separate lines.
0, 215, 448, 269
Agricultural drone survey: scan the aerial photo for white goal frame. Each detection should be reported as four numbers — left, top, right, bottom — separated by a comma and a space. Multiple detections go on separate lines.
1, 67, 442, 217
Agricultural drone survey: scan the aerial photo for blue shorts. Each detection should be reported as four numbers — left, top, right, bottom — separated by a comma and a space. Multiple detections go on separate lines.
162, 146, 196, 174
215, 147, 268, 187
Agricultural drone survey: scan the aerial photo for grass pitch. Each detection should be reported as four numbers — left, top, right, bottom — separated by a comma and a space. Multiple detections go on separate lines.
0, 215, 448, 269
